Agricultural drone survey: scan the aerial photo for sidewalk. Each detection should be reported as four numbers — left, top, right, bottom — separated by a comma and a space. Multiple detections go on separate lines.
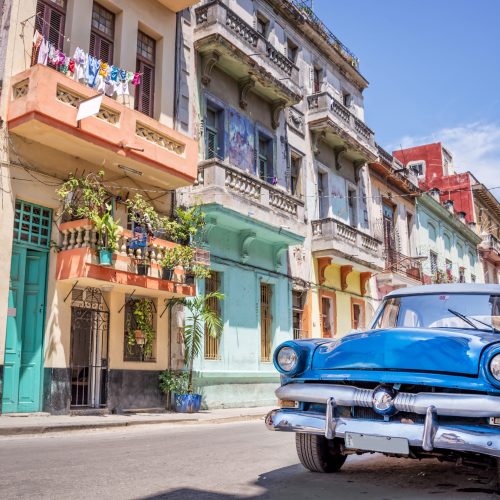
0, 406, 274, 436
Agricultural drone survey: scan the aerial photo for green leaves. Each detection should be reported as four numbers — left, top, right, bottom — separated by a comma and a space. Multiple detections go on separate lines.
158, 370, 189, 394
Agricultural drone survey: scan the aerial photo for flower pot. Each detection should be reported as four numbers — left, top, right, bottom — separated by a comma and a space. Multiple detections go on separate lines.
137, 263, 149, 276
162, 268, 174, 281
134, 330, 145, 345
173, 393, 202, 413
99, 249, 113, 266
184, 273, 195, 286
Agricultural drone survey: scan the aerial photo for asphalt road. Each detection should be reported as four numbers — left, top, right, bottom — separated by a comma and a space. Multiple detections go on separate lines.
0, 420, 499, 499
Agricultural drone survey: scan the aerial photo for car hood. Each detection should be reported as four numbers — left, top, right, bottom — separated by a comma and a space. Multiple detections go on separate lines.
311, 328, 500, 376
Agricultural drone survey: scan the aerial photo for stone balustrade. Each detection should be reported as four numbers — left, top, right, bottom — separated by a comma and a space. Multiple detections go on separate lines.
481, 233, 500, 255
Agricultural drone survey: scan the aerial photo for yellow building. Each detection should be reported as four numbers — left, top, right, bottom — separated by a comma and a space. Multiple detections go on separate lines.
0, 0, 198, 414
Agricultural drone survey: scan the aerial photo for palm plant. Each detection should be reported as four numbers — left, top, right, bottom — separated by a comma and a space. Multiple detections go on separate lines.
170, 292, 224, 393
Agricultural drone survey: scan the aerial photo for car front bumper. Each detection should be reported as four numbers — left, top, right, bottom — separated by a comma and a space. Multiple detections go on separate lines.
265, 408, 500, 458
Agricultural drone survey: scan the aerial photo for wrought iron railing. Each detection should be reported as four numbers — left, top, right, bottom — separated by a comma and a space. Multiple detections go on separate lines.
481, 233, 500, 255
385, 248, 423, 282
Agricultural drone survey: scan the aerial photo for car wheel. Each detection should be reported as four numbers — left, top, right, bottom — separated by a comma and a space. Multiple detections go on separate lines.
295, 433, 347, 473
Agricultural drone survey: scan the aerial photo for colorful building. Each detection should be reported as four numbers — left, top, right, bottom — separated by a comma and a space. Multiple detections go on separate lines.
0, 0, 199, 414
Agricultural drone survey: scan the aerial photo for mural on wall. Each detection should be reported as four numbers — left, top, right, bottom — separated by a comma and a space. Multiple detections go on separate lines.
228, 109, 255, 173
330, 170, 348, 221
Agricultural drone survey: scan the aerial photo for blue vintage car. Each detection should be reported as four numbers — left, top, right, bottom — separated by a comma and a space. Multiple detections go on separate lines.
266, 284, 500, 482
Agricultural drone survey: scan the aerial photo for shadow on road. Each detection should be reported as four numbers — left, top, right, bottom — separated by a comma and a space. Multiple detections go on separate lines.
142, 456, 500, 500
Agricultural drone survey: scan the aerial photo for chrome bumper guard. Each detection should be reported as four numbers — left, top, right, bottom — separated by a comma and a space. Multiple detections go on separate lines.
266, 405, 500, 458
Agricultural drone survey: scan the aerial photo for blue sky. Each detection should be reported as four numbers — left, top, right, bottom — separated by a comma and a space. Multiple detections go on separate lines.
313, 0, 500, 186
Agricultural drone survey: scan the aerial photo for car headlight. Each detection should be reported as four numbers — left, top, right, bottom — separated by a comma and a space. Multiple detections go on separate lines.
490, 354, 500, 381
276, 347, 298, 372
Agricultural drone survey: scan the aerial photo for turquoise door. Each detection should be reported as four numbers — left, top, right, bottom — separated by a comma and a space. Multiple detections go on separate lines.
2, 245, 48, 413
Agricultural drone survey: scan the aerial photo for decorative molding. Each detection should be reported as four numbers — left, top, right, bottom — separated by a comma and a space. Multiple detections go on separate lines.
360, 272, 372, 296
200, 216, 218, 246
334, 146, 347, 171
317, 257, 332, 285
271, 99, 287, 129
340, 265, 353, 291
273, 243, 288, 271
286, 107, 305, 136
311, 130, 326, 155
201, 51, 221, 86
239, 230, 256, 263
238, 76, 256, 109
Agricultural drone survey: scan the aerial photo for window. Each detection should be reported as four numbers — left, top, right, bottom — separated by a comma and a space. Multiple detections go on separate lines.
34, 0, 66, 62
258, 134, 273, 183
205, 105, 223, 159
430, 251, 438, 275
348, 188, 357, 227
406, 212, 413, 251
256, 13, 269, 37
135, 31, 156, 118
123, 297, 156, 362
204, 272, 222, 360
313, 67, 322, 93
13, 199, 52, 248
408, 161, 425, 177
383, 201, 395, 250
292, 291, 306, 339
290, 152, 302, 197
318, 171, 328, 218
90, 3, 115, 63
459, 267, 466, 283
342, 91, 352, 108
260, 283, 273, 362
287, 38, 298, 63
321, 296, 334, 338
351, 299, 365, 330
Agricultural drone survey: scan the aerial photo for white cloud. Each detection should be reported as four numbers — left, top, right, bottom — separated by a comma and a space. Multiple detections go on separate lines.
387, 122, 500, 187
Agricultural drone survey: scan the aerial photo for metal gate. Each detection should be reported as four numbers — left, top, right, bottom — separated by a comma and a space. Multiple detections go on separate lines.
70, 288, 109, 408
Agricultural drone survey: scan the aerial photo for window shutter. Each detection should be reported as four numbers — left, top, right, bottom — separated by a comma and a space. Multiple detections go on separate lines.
35, 0, 66, 51
206, 129, 216, 159
136, 61, 154, 118
89, 31, 96, 57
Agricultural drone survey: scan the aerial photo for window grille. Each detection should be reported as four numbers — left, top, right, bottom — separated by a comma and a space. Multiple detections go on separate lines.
260, 283, 272, 361
123, 297, 156, 362
13, 200, 52, 248
204, 272, 221, 360
430, 251, 438, 275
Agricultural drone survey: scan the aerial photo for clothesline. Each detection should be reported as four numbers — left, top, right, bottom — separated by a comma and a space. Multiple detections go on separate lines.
32, 29, 142, 99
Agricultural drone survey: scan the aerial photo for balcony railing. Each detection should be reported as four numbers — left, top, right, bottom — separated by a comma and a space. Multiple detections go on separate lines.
195, 159, 305, 221
481, 233, 500, 255
307, 91, 375, 150
385, 248, 423, 283
312, 217, 382, 257
375, 144, 419, 187
195, 0, 300, 87
293, 328, 308, 340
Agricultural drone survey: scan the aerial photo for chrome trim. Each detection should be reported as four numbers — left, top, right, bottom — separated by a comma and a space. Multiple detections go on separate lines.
422, 406, 437, 451
276, 383, 500, 418
325, 397, 336, 439
265, 408, 500, 458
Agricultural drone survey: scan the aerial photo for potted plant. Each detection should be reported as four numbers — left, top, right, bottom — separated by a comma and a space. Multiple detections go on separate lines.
92, 205, 120, 266
184, 264, 211, 285
126, 194, 165, 237
158, 246, 183, 281
136, 258, 150, 276
127, 298, 155, 360
169, 292, 224, 412
158, 370, 189, 410
167, 205, 206, 246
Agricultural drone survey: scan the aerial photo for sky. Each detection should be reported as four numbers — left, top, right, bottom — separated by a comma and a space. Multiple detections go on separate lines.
313, 0, 500, 187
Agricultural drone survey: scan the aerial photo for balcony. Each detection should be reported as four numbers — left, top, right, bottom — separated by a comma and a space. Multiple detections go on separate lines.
179, 158, 306, 241
370, 145, 420, 194
307, 91, 377, 164
311, 217, 384, 271
479, 233, 500, 263
7, 64, 197, 189
194, 0, 302, 114
376, 248, 424, 288
56, 220, 195, 297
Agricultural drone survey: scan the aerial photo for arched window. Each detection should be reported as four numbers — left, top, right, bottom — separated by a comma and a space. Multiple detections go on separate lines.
428, 222, 437, 241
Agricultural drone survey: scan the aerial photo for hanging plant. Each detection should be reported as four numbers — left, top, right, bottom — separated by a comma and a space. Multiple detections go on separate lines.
127, 298, 155, 360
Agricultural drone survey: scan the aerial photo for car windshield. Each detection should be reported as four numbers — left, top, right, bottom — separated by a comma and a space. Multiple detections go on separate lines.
371, 293, 500, 332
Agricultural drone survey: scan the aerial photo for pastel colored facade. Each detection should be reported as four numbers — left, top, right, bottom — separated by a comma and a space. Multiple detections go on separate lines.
175, 0, 384, 409
0, 0, 198, 414
395, 142, 500, 284
416, 193, 483, 284
367, 146, 423, 299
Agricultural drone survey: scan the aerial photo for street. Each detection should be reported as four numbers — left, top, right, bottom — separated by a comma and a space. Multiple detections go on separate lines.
0, 420, 498, 499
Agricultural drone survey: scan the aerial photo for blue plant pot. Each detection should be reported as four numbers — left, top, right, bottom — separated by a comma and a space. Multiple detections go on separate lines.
174, 393, 202, 413
99, 249, 113, 266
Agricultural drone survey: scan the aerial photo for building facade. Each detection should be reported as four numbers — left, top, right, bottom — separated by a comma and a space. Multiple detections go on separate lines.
0, 0, 199, 414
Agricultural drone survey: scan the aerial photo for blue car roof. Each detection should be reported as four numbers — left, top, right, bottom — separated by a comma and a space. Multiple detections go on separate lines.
385, 283, 500, 298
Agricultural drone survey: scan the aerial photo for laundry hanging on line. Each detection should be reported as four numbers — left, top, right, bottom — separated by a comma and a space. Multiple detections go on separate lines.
31, 30, 142, 99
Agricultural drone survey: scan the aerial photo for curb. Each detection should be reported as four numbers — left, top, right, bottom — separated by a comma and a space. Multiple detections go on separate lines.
0, 413, 266, 436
